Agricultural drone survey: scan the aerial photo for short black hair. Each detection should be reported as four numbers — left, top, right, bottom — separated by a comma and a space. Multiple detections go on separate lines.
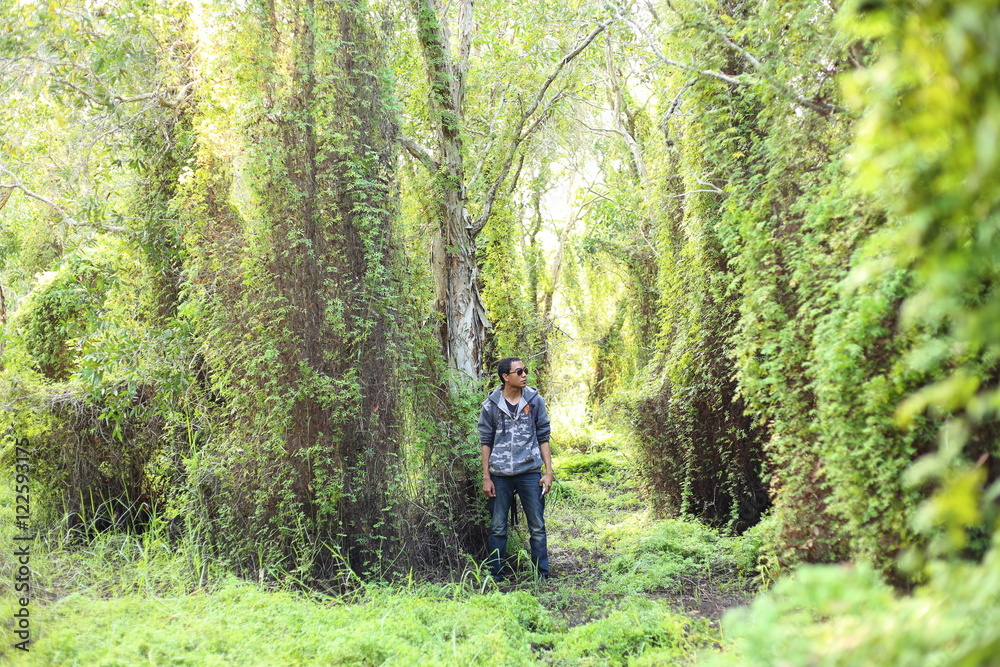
497, 357, 522, 386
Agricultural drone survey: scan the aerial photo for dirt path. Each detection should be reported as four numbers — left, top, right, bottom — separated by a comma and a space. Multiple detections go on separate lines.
499, 458, 757, 631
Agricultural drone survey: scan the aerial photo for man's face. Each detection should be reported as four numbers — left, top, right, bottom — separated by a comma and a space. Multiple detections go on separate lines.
504, 360, 528, 389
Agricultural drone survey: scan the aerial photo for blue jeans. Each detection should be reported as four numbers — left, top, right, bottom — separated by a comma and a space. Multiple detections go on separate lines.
487, 472, 549, 580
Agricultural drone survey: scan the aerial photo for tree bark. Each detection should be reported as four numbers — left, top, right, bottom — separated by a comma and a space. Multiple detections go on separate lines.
412, 0, 487, 382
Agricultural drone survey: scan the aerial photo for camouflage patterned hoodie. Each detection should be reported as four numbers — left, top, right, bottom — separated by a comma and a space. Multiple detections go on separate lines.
478, 386, 551, 477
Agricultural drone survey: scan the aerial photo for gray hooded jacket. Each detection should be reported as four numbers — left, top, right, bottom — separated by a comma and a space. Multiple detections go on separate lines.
478, 386, 551, 477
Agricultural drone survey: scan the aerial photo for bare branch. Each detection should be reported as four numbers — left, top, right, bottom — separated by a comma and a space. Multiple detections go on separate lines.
644, 0, 662, 25
661, 80, 693, 142
471, 155, 517, 237
636, 4, 842, 115
398, 134, 440, 172
158, 80, 197, 109
665, 82, 690, 116
584, 186, 639, 215
0, 164, 81, 226
619, 12, 744, 85
471, 103, 557, 237
708, 27, 843, 115
54, 78, 102, 105
102, 79, 196, 108
507, 152, 526, 195
521, 18, 613, 122
471, 17, 613, 236
576, 118, 628, 137
663, 188, 724, 199
0, 163, 124, 232
50, 65, 195, 109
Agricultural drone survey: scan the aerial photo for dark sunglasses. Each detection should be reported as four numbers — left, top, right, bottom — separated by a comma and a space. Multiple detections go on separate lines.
507, 367, 529, 376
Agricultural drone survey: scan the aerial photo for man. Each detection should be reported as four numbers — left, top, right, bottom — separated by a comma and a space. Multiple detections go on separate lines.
478, 356, 553, 581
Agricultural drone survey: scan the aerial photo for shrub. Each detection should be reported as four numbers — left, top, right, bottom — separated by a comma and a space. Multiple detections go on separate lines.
707, 537, 1000, 666
558, 452, 618, 478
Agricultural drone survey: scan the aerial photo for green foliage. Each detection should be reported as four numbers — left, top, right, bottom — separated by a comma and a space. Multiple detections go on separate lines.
600, 518, 757, 596
843, 0, 1000, 425
0, 0, 191, 287
689, 0, 862, 559
843, 0, 1000, 567
1, 235, 197, 533
550, 597, 715, 666
0, 0, 209, 565
11, 249, 113, 380
571, 85, 660, 403
558, 451, 618, 477
480, 199, 547, 383
547, 415, 645, 515
619, 0, 1000, 577
709, 460, 1000, 666
629, 0, 772, 534
0, 456, 734, 667
549, 403, 621, 455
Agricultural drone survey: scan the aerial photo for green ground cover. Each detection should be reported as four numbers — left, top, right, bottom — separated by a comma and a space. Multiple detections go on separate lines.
5, 416, 995, 666
1, 419, 752, 666
1, 582, 720, 666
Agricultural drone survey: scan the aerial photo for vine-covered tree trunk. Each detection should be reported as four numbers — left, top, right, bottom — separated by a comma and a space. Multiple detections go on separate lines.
624, 1, 772, 533
184, 0, 413, 578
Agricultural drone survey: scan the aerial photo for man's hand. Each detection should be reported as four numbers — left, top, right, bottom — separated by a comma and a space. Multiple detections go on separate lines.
483, 477, 496, 497
540, 473, 553, 496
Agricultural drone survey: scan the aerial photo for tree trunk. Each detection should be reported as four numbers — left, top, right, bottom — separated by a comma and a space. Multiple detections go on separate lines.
433, 202, 488, 382
407, 1, 607, 381
411, 0, 487, 382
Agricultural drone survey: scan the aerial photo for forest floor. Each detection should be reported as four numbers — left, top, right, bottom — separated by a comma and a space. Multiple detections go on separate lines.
502, 446, 759, 633
0, 433, 762, 665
